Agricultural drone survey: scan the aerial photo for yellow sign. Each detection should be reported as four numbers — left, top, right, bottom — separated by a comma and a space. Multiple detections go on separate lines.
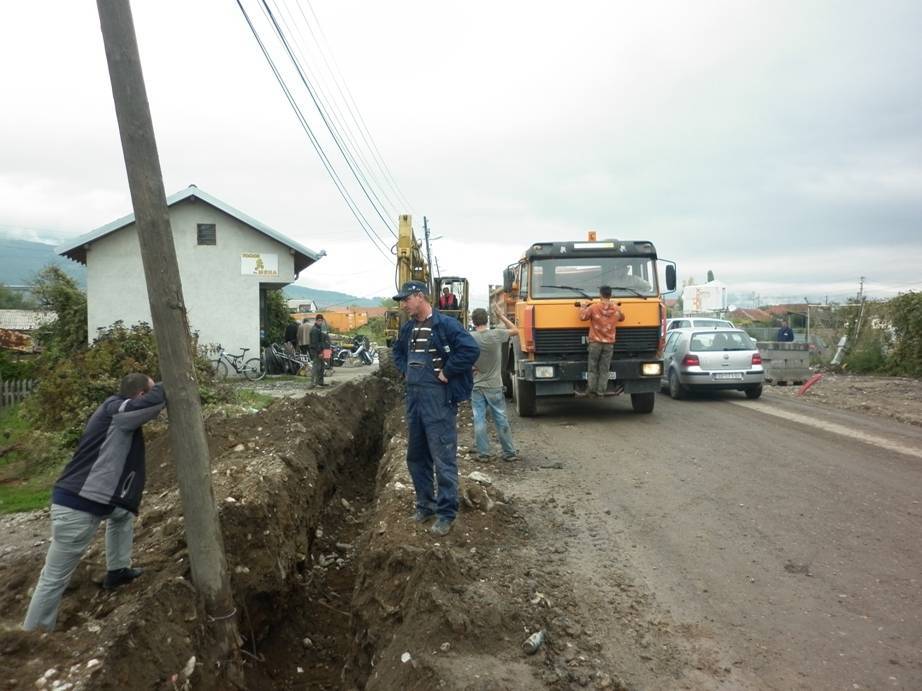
240, 253, 278, 277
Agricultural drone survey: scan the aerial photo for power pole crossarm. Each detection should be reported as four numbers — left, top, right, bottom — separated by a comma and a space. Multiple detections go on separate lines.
96, 0, 241, 675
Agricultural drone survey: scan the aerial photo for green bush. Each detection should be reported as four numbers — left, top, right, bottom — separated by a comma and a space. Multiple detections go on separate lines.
30, 266, 87, 363
265, 289, 290, 344
22, 322, 225, 439
888, 291, 922, 377
0, 350, 35, 380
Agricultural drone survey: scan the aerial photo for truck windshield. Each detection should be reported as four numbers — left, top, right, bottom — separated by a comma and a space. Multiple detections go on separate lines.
531, 257, 657, 298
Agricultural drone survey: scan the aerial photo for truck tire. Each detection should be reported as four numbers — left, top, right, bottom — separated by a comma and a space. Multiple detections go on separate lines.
631, 392, 655, 413
513, 376, 537, 417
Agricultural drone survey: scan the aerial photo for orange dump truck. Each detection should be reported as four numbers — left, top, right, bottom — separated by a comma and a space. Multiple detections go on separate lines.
499, 236, 676, 416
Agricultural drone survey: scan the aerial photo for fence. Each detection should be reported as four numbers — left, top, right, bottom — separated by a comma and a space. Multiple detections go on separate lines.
0, 378, 36, 408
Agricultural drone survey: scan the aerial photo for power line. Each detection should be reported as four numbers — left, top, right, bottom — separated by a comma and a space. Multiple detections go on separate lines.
299, 0, 413, 214
260, 0, 397, 238
236, 0, 393, 264
276, 1, 403, 221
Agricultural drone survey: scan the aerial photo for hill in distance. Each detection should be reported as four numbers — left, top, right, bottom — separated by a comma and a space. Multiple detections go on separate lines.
0, 237, 86, 287
0, 234, 385, 309
283, 284, 388, 309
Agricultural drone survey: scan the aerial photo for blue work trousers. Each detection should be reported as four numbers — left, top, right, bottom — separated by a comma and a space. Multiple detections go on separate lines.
405, 385, 459, 521
471, 387, 517, 457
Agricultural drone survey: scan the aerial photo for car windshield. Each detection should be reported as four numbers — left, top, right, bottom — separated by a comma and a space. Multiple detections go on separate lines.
690, 331, 755, 351
693, 319, 732, 328
532, 257, 657, 298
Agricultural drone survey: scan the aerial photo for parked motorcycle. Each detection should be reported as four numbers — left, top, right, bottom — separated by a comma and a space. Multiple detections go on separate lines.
332, 335, 375, 366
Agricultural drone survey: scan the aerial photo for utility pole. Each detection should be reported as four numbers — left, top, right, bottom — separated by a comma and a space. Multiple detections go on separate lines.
96, 0, 241, 674
423, 216, 433, 294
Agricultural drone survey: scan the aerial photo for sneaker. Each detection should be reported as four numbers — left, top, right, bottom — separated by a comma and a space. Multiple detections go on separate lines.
573, 390, 588, 398
475, 454, 493, 463
430, 518, 454, 536
414, 509, 436, 524
102, 567, 144, 590
501, 452, 520, 462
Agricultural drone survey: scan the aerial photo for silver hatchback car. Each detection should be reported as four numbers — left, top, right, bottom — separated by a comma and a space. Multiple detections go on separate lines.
661, 328, 764, 399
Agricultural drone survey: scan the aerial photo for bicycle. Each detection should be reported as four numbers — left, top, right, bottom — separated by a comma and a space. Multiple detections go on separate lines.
211, 346, 266, 381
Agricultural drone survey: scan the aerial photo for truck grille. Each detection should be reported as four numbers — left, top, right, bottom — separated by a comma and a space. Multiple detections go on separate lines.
533, 327, 660, 355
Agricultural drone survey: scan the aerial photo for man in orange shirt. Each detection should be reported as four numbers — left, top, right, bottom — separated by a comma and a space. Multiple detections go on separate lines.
578, 285, 625, 397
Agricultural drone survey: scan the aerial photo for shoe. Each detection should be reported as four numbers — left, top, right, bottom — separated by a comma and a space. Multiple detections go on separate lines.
414, 509, 436, 524
502, 452, 520, 462
102, 567, 143, 590
475, 454, 493, 463
430, 518, 454, 536
574, 390, 588, 398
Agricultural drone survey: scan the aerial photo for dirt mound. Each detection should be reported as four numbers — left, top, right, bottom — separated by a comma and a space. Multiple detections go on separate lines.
1, 363, 707, 689
765, 372, 922, 426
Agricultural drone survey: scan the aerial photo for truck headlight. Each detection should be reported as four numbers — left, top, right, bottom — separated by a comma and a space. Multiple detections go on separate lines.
534, 366, 555, 378
641, 362, 662, 376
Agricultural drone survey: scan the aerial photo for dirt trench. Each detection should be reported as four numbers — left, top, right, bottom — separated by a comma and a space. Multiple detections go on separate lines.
2, 364, 639, 690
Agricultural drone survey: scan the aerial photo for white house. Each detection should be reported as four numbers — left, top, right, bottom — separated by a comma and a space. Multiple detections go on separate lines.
57, 185, 324, 359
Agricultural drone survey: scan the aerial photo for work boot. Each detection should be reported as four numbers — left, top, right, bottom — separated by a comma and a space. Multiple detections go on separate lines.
414, 509, 436, 524
430, 518, 454, 537
102, 567, 144, 590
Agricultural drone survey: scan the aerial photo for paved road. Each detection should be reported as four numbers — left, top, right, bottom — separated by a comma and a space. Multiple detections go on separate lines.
508, 389, 922, 690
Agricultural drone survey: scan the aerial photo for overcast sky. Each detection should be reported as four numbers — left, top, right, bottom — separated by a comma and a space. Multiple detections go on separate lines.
1, 1, 920, 306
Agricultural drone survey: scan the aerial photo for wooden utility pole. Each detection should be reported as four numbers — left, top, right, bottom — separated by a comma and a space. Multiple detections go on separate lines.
96, 0, 241, 674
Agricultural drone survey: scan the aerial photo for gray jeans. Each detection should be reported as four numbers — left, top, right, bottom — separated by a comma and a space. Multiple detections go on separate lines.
587, 342, 614, 395
23, 504, 134, 632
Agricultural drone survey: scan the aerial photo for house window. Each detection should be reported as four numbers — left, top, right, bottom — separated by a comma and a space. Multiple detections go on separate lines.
197, 223, 216, 245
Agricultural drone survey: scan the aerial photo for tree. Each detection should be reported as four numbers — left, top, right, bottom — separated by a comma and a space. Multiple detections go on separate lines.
30, 266, 87, 361
707, 270, 715, 282
0, 284, 34, 309
379, 297, 397, 308
264, 289, 290, 344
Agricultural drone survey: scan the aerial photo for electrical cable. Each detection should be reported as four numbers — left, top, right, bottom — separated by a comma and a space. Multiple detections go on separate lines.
236, 0, 393, 264
302, 0, 414, 214
261, 0, 397, 238
272, 1, 400, 222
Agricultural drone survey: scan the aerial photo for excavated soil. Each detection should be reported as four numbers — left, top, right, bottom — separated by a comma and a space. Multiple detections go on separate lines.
764, 372, 922, 427
13, 367, 908, 687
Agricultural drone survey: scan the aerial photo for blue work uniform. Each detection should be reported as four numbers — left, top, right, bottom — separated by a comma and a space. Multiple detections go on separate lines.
393, 311, 479, 521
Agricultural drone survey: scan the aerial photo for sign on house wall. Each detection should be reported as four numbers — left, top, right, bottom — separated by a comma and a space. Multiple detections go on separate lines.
240, 252, 278, 277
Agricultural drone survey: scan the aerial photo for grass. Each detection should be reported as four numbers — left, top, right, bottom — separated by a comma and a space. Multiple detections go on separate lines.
0, 404, 66, 514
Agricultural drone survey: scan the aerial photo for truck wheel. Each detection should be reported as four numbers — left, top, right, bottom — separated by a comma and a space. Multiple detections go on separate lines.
513, 376, 537, 417
631, 392, 655, 413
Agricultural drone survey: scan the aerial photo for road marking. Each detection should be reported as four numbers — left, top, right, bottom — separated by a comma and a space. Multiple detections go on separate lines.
729, 400, 922, 460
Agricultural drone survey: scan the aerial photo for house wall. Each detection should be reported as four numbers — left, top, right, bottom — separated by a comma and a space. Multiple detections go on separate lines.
85, 199, 296, 358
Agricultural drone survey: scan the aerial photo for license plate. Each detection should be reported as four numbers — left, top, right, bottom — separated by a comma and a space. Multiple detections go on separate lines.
713, 372, 743, 380
581, 372, 617, 380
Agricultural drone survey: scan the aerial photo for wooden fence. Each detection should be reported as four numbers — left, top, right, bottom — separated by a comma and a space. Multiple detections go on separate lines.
0, 378, 36, 408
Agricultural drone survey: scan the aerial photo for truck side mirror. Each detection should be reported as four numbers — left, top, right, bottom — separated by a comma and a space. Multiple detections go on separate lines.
503, 268, 515, 292
665, 265, 676, 292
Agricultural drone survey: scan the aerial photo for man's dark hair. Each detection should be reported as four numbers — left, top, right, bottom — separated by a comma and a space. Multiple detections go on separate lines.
599, 285, 612, 298
119, 373, 151, 398
471, 308, 488, 326
315, 314, 324, 321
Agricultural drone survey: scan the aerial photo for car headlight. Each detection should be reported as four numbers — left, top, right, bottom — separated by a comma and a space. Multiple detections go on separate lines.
641, 362, 662, 376
534, 366, 555, 378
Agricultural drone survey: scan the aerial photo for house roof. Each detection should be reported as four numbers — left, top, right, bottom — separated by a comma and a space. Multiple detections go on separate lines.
56, 185, 325, 274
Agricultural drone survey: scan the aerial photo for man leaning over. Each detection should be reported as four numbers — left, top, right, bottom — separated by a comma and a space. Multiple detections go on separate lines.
23, 373, 166, 632
578, 285, 625, 397
392, 280, 480, 537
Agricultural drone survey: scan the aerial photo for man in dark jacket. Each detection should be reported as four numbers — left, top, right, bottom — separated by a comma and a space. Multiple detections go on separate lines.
308, 314, 330, 388
23, 373, 166, 632
776, 319, 795, 342
284, 319, 299, 354
392, 280, 479, 536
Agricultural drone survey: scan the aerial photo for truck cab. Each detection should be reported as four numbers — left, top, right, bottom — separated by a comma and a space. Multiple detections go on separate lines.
500, 238, 676, 416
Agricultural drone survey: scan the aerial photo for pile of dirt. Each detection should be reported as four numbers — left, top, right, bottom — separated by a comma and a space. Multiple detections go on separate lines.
1, 361, 720, 690
765, 373, 922, 426
0, 375, 398, 690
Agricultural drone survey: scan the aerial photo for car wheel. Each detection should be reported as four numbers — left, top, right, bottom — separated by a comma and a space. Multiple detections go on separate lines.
668, 370, 685, 400
745, 384, 763, 400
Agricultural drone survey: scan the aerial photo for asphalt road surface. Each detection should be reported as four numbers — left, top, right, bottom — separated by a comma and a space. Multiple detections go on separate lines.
508, 389, 922, 690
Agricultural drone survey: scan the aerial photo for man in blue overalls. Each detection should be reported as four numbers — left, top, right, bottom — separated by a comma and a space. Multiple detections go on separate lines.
392, 280, 480, 536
